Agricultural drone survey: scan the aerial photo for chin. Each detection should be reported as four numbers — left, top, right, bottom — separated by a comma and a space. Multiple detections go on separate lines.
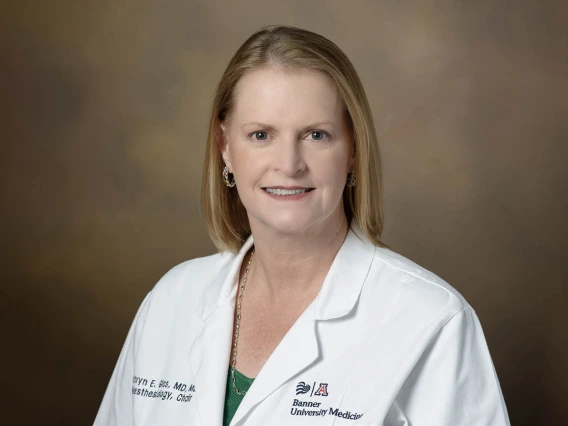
267, 219, 314, 235
247, 201, 345, 236
252, 211, 332, 236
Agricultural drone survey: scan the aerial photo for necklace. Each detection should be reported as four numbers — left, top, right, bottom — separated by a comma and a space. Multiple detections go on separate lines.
230, 247, 255, 396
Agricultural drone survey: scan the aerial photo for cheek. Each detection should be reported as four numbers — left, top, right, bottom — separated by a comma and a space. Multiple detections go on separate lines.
231, 148, 264, 185
227, 138, 249, 170
317, 149, 350, 186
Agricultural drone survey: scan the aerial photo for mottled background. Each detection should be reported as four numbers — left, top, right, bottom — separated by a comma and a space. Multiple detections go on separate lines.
1, 0, 566, 424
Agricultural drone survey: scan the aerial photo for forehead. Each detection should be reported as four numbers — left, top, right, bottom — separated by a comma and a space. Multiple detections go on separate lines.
231, 67, 342, 124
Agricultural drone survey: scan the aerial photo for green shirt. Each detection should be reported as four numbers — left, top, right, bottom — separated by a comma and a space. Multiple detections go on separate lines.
223, 367, 255, 426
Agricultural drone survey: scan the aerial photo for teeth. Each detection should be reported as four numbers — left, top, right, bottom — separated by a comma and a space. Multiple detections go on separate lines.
265, 188, 308, 196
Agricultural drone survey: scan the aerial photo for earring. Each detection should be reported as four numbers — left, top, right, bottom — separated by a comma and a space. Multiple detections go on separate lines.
223, 166, 236, 187
346, 170, 357, 187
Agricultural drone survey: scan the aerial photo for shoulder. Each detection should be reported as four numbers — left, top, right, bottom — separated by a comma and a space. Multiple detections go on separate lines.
144, 250, 236, 313
154, 251, 232, 290
373, 246, 467, 303
364, 246, 471, 325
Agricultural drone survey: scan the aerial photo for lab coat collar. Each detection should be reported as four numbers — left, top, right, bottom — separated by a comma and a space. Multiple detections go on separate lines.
196, 220, 376, 323
195, 242, 252, 322
312, 220, 376, 320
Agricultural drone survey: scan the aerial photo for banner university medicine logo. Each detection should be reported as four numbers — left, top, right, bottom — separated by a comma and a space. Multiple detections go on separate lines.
296, 381, 329, 397
291, 381, 363, 420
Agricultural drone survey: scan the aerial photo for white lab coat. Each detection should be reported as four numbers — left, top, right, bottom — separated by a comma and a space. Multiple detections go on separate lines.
94, 223, 510, 425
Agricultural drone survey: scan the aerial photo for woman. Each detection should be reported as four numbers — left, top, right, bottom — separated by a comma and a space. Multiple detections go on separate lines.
95, 26, 510, 425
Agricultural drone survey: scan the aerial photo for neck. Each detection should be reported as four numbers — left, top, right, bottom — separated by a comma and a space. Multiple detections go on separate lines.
247, 214, 349, 300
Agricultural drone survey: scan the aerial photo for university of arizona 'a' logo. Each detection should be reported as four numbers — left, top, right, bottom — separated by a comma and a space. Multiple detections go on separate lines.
296, 382, 311, 395
314, 383, 329, 396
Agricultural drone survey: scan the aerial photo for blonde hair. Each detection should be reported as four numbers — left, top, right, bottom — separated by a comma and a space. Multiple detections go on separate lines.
201, 25, 384, 252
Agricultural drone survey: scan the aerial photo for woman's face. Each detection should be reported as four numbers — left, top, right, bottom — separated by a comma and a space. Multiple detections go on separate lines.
220, 66, 353, 236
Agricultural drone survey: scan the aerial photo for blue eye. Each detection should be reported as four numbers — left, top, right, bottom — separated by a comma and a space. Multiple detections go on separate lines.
309, 130, 328, 141
252, 131, 268, 141
312, 130, 325, 141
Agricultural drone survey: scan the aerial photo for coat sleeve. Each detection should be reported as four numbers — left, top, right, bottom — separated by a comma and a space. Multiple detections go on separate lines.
386, 307, 511, 426
94, 292, 153, 426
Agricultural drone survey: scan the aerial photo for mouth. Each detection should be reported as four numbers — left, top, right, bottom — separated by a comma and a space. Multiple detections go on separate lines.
262, 187, 315, 196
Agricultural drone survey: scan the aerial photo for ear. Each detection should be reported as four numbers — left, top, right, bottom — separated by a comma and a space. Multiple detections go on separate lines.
217, 121, 232, 171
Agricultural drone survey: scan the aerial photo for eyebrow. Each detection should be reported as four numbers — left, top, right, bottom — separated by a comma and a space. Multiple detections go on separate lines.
241, 121, 336, 131
241, 122, 277, 132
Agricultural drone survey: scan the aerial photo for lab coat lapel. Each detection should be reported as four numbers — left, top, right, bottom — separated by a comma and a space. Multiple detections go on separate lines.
230, 308, 319, 426
189, 237, 255, 426
189, 304, 234, 426
313, 221, 376, 320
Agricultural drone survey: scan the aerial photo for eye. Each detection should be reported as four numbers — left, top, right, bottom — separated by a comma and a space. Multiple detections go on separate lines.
307, 130, 330, 141
250, 131, 268, 141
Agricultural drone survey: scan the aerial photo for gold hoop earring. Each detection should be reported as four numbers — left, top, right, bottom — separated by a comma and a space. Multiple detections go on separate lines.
223, 166, 236, 187
346, 170, 357, 188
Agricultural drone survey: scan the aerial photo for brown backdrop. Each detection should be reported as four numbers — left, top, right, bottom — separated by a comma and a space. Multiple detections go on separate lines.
2, 1, 567, 425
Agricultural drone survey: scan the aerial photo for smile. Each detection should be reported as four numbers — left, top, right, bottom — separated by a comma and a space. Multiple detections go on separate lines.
263, 188, 314, 196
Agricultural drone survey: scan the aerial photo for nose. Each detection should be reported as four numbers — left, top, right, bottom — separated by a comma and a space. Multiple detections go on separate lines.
273, 136, 306, 176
